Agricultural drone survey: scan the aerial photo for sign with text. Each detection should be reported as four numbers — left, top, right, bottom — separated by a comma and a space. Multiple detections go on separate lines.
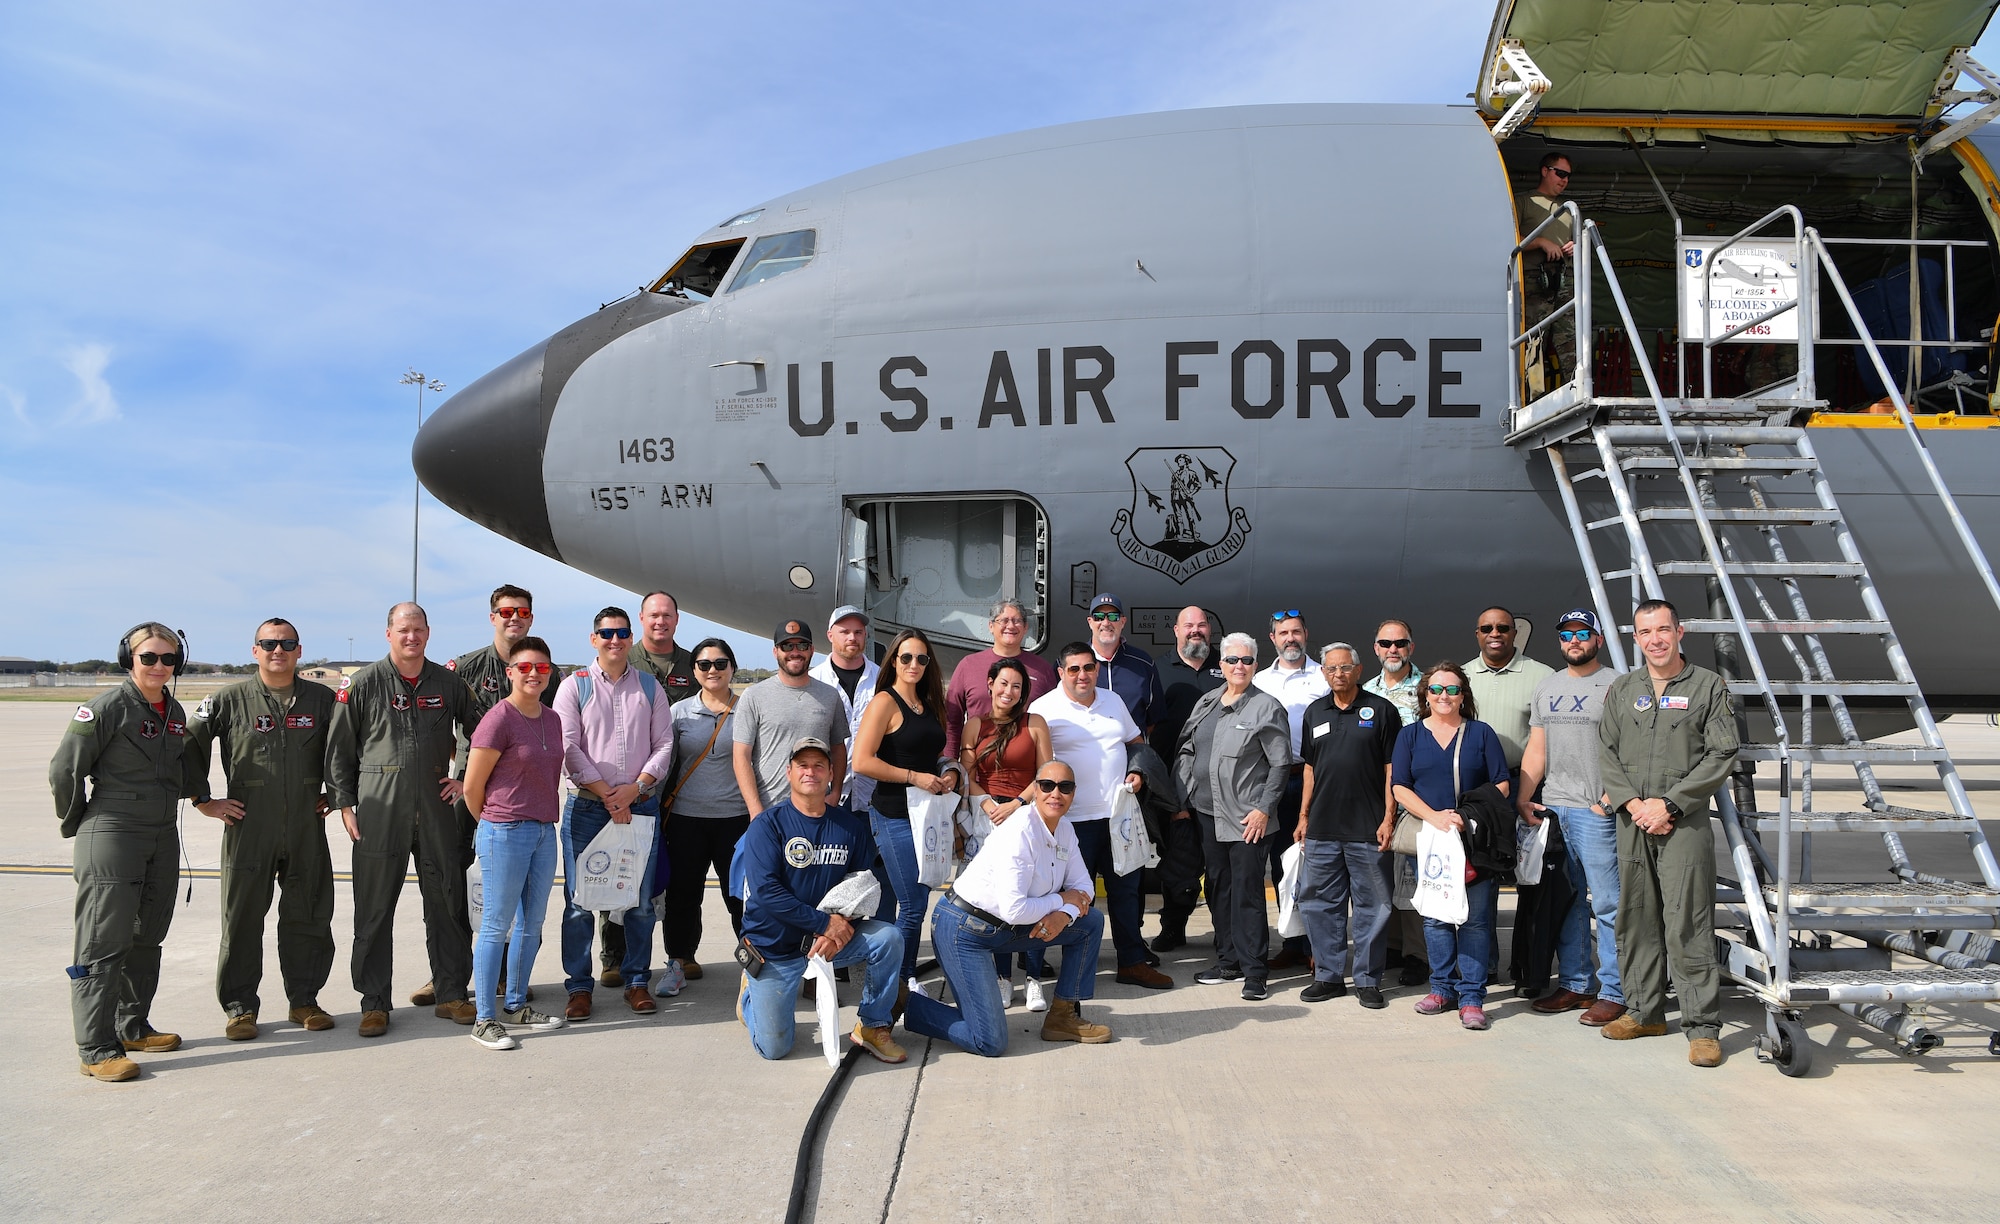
1680, 239, 1802, 343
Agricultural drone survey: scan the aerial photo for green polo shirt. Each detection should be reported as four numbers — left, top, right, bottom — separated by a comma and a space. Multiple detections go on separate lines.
1463, 651, 1554, 771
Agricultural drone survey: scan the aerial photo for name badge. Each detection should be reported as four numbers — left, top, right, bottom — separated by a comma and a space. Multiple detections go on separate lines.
1359, 720, 1375, 728
1661, 695, 1690, 710
1312, 722, 1331, 738
166, 720, 187, 737
415, 694, 445, 710
285, 714, 316, 729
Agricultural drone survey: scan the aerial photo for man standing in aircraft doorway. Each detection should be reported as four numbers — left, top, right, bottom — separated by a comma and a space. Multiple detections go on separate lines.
1518, 152, 1576, 398
1253, 610, 1328, 970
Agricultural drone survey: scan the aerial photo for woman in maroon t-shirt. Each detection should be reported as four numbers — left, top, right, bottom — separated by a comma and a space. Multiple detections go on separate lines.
958, 656, 1054, 1010
462, 637, 568, 1050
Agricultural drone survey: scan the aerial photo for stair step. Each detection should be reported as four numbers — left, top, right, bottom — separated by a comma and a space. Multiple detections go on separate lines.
1741, 809, 1980, 832
1683, 618, 1890, 635
1764, 879, 2000, 909
1656, 561, 1866, 577
1724, 680, 1919, 697
1619, 456, 1817, 473
1634, 507, 1843, 525
1784, 964, 2000, 1004
1738, 745, 1951, 763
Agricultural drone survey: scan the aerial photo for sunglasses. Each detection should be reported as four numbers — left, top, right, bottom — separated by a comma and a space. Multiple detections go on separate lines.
777, 641, 812, 653
693, 658, 732, 672
1062, 661, 1099, 674
255, 638, 301, 652
135, 652, 181, 667
1270, 609, 1301, 622
897, 652, 931, 667
1558, 629, 1595, 642
1323, 663, 1360, 673
1478, 623, 1516, 635
1427, 684, 1464, 696
1221, 654, 1255, 665
1033, 778, 1078, 795
1090, 610, 1122, 622
513, 662, 554, 675
493, 607, 530, 619
595, 627, 632, 640
1376, 637, 1411, 649
1549, 167, 1571, 179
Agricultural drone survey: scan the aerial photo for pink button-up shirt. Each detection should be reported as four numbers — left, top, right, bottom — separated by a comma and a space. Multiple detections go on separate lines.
555, 662, 675, 791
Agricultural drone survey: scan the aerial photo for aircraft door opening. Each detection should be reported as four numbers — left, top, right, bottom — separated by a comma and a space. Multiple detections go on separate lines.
839, 495, 1048, 653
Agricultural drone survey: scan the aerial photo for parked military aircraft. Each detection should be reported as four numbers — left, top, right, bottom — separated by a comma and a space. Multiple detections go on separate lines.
414, 1, 2000, 714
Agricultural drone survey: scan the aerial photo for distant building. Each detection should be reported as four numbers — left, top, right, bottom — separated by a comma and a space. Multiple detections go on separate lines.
0, 656, 36, 675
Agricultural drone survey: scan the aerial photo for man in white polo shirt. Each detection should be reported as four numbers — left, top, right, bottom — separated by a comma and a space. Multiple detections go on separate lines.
1030, 641, 1173, 990
1253, 609, 1329, 968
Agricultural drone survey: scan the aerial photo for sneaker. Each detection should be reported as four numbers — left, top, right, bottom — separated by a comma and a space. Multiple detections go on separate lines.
469, 1019, 518, 1050
287, 1004, 336, 1031
225, 1012, 258, 1041
501, 1005, 567, 1032
736, 972, 748, 1027
998, 978, 1015, 1011
1413, 992, 1457, 1016
1460, 1005, 1490, 1031
655, 958, 687, 998
905, 977, 932, 1001
80, 1055, 141, 1082
1241, 981, 1270, 1001
1356, 986, 1386, 1010
851, 1022, 908, 1064
1300, 979, 1346, 1004
1024, 977, 1049, 1013
1193, 965, 1243, 985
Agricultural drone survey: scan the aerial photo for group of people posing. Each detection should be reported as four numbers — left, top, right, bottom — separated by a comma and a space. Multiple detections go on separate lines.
52, 586, 1737, 1081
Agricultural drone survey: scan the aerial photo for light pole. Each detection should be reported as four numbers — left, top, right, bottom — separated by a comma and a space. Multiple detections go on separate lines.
400, 369, 445, 602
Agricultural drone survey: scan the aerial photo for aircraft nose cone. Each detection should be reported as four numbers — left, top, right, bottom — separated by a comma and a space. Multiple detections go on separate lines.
413, 292, 694, 561
414, 341, 560, 559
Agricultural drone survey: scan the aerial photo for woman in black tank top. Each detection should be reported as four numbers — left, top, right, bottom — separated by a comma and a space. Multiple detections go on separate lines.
852, 629, 952, 990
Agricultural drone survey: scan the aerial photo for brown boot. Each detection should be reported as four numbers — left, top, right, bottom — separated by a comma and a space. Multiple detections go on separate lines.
1040, 999, 1112, 1044
1578, 1000, 1626, 1027
358, 1010, 390, 1038
81, 1055, 140, 1082
624, 985, 657, 1014
1114, 963, 1174, 990
1688, 1037, 1724, 1067
287, 1004, 336, 1031
433, 999, 477, 1025
224, 1012, 258, 1041
121, 1029, 181, 1053
851, 1022, 908, 1063
678, 958, 704, 981
565, 991, 593, 1020
1602, 1014, 1670, 1040
409, 980, 436, 1006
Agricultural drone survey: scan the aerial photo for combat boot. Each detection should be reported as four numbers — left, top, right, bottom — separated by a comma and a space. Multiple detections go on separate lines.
81, 1055, 140, 1082
1040, 999, 1111, 1044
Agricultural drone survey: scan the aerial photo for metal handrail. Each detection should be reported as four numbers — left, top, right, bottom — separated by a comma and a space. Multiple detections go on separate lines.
1507, 200, 1588, 422
1806, 227, 2000, 621
1698, 205, 1808, 400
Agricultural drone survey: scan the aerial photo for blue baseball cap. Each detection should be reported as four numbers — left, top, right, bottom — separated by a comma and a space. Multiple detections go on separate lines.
1556, 608, 1601, 633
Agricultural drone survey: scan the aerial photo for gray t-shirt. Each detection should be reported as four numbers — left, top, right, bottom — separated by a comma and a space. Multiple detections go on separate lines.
1529, 666, 1620, 808
668, 695, 748, 819
731, 676, 848, 807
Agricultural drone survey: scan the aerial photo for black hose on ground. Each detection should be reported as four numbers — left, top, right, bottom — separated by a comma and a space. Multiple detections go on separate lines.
785, 1045, 864, 1224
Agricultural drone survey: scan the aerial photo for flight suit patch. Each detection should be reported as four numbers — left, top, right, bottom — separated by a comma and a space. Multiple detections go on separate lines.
415, 694, 444, 710
336, 687, 350, 704
285, 714, 315, 729
1661, 695, 1689, 710
445, 658, 458, 671
391, 693, 411, 712
254, 714, 276, 733
1634, 695, 1653, 711
72, 705, 94, 723
479, 678, 499, 694
139, 719, 161, 739
167, 720, 186, 737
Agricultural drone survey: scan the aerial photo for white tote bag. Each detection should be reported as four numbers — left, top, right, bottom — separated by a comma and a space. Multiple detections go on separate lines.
1515, 815, 1551, 886
1275, 841, 1307, 939
571, 813, 657, 916
1109, 784, 1159, 875
909, 787, 960, 888
805, 954, 842, 1067
957, 794, 997, 866
1412, 820, 1469, 925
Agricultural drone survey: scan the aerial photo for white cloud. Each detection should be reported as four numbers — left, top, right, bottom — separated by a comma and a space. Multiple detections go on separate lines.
56, 342, 120, 424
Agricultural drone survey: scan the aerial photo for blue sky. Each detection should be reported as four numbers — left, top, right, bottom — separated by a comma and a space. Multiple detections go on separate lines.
5, 3, 1995, 665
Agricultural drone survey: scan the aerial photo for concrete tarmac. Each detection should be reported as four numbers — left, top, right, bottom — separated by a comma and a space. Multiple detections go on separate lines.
4, 700, 1999, 1223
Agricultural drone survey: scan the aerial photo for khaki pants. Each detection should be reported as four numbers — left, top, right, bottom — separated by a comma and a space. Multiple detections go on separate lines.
1614, 811, 1721, 1040
1523, 281, 1576, 399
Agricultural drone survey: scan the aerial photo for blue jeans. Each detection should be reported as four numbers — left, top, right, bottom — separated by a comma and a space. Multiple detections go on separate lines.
1552, 804, 1623, 1004
560, 794, 660, 993
905, 897, 1102, 1057
1423, 875, 1499, 1007
473, 818, 558, 1021
740, 920, 903, 1060
1071, 818, 1146, 968
869, 810, 930, 982
1298, 838, 1391, 987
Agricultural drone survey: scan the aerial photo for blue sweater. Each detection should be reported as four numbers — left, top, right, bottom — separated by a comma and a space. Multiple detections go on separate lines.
1391, 719, 1509, 814
738, 798, 876, 959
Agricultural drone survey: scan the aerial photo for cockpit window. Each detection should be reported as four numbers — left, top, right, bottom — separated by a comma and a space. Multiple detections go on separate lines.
727, 229, 816, 292
719, 208, 764, 228
649, 239, 746, 299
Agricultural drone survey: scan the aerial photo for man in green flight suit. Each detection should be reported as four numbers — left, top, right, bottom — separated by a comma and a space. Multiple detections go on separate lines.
51, 622, 205, 1081
327, 602, 480, 1038
186, 617, 340, 1041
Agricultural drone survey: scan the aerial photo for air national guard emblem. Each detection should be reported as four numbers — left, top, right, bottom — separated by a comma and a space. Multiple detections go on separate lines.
1110, 446, 1252, 585
253, 714, 277, 734
391, 692, 411, 712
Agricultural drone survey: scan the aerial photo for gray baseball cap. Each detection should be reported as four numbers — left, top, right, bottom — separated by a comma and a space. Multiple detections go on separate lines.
828, 605, 868, 628
790, 736, 832, 760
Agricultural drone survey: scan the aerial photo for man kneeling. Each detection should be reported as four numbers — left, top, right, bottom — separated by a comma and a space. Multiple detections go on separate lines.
736, 737, 907, 1062
905, 760, 1111, 1055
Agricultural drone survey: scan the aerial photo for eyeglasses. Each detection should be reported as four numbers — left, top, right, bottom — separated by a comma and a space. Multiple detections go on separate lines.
1376, 638, 1411, 649
1323, 663, 1360, 673
595, 627, 632, 640
1477, 623, 1516, 635
991, 617, 1025, 628
1062, 661, 1099, 674
1558, 629, 1595, 642
1221, 655, 1255, 665
513, 662, 554, 675
135, 652, 181, 667
1270, 609, 1301, 622
493, 607, 530, 619
1090, 611, 1122, 622
255, 638, 300, 652
1427, 684, 1463, 696
693, 658, 732, 672
1549, 167, 1571, 179
1033, 778, 1078, 795
897, 652, 931, 667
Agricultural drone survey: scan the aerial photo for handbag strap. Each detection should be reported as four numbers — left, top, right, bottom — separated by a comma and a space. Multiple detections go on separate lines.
661, 706, 729, 812
1450, 725, 1464, 805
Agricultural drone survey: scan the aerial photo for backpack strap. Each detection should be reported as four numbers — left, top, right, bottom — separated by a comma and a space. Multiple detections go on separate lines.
572, 672, 594, 710
635, 670, 660, 707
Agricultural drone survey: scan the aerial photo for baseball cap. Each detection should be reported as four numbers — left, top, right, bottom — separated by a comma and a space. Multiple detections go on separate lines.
1556, 608, 1601, 633
1088, 593, 1123, 615
789, 736, 831, 760
773, 618, 814, 646
828, 604, 868, 628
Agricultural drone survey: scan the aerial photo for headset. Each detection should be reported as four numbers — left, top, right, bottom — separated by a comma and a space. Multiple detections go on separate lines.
116, 622, 189, 676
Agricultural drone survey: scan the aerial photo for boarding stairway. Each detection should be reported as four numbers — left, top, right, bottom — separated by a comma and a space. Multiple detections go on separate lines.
1506, 204, 2000, 1075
